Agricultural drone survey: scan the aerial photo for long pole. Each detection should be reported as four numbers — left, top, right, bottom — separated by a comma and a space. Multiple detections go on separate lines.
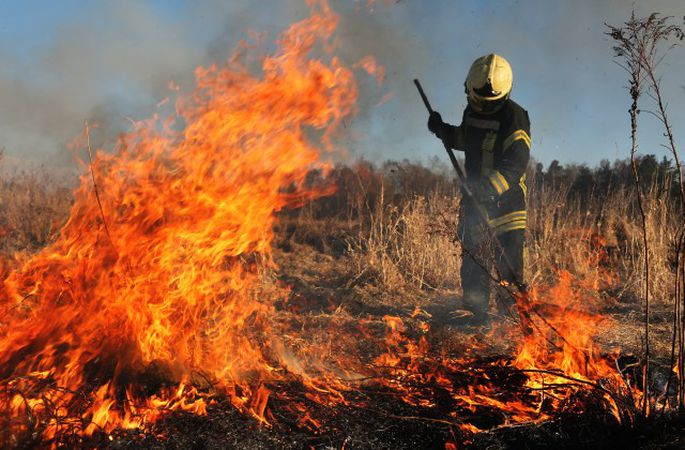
413, 79, 474, 198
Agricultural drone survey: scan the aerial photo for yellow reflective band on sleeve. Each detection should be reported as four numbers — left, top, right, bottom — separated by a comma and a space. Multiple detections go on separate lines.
519, 174, 527, 196
488, 170, 510, 195
494, 219, 526, 235
503, 129, 531, 150
488, 210, 526, 229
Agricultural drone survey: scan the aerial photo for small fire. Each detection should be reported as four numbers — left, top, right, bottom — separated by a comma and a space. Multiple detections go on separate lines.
366, 232, 638, 437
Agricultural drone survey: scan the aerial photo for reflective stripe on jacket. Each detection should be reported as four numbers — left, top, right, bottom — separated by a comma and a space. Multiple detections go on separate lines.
442, 99, 530, 234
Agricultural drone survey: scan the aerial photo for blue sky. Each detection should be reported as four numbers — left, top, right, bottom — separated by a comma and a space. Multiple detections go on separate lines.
0, 0, 683, 168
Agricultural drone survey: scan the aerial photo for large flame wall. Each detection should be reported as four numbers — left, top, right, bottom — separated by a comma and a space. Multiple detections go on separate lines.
0, 0, 357, 436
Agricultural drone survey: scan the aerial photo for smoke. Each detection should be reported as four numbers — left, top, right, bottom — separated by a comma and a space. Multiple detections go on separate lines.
0, 0, 682, 168
200, 0, 430, 162
0, 1, 246, 166
328, 2, 431, 153
0, 0, 425, 168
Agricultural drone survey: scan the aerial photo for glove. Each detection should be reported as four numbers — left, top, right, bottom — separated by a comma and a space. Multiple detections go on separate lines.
427, 111, 446, 136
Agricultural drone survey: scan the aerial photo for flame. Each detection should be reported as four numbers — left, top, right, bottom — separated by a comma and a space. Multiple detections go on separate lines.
507, 232, 631, 425
0, 0, 361, 438
354, 55, 386, 84
367, 231, 638, 435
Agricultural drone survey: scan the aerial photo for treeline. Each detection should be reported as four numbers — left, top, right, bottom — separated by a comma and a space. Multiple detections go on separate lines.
301, 154, 682, 220
531, 154, 680, 204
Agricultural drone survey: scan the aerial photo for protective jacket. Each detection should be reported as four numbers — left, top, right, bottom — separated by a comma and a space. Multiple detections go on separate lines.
438, 99, 530, 234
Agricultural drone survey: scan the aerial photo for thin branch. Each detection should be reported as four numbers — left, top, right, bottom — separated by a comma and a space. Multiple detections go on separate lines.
84, 121, 116, 253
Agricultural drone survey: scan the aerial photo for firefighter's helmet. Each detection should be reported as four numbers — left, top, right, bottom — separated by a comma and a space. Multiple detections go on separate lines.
465, 53, 513, 113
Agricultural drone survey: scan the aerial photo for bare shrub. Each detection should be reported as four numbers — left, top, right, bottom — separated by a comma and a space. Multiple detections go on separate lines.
0, 161, 72, 255
349, 187, 460, 291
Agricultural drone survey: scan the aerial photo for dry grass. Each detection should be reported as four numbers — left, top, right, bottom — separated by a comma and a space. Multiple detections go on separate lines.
1, 157, 682, 366
3, 156, 679, 307
527, 171, 680, 306
1, 157, 680, 312
315, 163, 682, 314
348, 186, 461, 291
0, 165, 72, 255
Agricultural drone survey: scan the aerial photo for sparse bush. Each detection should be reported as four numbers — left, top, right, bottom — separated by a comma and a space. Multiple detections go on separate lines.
0, 162, 72, 255
348, 188, 460, 291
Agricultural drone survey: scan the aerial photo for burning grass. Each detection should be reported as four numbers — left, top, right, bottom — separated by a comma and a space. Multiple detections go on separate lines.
0, 1, 683, 448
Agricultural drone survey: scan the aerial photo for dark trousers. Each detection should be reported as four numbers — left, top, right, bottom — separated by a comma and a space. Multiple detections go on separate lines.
458, 205, 525, 319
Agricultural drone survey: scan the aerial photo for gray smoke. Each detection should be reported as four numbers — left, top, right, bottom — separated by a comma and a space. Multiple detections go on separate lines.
0, 1, 241, 167
0, 0, 682, 168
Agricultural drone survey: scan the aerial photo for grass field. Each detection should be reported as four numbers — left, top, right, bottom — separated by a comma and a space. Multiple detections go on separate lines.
1, 155, 681, 361
1, 154, 683, 448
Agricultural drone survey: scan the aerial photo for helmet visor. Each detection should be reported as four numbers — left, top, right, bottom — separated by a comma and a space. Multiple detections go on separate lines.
468, 94, 506, 114
473, 81, 502, 98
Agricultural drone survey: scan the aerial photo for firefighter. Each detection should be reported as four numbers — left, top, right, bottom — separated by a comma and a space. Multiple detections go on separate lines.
427, 53, 530, 326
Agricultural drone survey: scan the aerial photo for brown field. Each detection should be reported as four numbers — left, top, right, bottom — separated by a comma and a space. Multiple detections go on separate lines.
0, 156, 679, 331
278, 157, 681, 359
1, 154, 682, 448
